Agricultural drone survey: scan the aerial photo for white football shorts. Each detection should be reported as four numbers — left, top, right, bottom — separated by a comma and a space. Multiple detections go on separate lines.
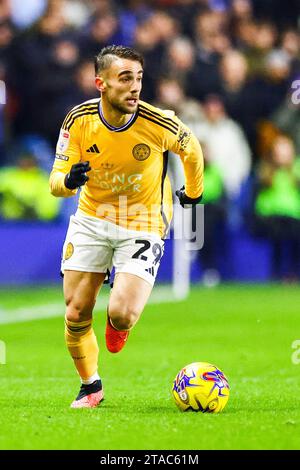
61, 211, 164, 286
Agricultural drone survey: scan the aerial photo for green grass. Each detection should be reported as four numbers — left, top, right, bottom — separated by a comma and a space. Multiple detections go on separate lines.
0, 284, 299, 450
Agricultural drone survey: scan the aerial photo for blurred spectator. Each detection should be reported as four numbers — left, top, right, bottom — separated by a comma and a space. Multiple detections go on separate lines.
154, 76, 204, 134
35, 37, 80, 145
253, 135, 300, 280
154, 76, 205, 214
245, 20, 277, 77
220, 48, 249, 97
158, 0, 203, 39
271, 92, 300, 156
252, 0, 299, 29
55, 59, 98, 117
219, 49, 262, 151
0, 153, 61, 220
0, 0, 10, 21
9, 0, 47, 29
230, 0, 253, 21
139, 10, 181, 100
232, 17, 256, 50
8, 6, 79, 145
254, 50, 292, 134
150, 10, 180, 44
196, 94, 251, 198
79, 12, 126, 60
72, 59, 98, 102
187, 9, 230, 100
194, 8, 224, 52
199, 141, 226, 287
133, 15, 163, 101
118, 0, 153, 46
253, 49, 293, 158
0, 18, 15, 65
164, 36, 196, 91
89, 0, 116, 17
279, 29, 300, 78
62, 0, 91, 29
7, 135, 54, 172
0, 16, 16, 106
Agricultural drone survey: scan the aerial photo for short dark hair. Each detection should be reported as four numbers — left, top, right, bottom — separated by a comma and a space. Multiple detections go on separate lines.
94, 45, 144, 75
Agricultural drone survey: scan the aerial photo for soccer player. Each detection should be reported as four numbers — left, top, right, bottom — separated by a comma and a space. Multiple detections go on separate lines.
49, 45, 203, 408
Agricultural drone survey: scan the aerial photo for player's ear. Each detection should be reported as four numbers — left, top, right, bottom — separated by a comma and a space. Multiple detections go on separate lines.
95, 76, 106, 93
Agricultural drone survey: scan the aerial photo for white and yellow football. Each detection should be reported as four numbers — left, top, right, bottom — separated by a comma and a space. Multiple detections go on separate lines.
172, 362, 230, 413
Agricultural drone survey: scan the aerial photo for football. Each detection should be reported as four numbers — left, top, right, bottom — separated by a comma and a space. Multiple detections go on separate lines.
172, 362, 230, 412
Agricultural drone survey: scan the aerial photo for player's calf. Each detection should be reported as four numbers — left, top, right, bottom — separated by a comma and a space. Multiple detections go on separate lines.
105, 305, 139, 354
105, 272, 153, 353
105, 316, 129, 354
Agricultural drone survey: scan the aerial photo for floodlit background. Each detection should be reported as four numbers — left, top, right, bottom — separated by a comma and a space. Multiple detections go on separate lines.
0, 0, 299, 286
0, 0, 300, 451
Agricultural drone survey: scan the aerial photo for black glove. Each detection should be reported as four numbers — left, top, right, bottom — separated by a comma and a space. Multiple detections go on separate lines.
175, 186, 202, 208
64, 162, 91, 190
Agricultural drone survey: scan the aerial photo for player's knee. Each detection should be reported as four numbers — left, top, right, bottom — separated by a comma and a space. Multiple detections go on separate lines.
112, 314, 136, 330
65, 296, 95, 322
109, 302, 140, 330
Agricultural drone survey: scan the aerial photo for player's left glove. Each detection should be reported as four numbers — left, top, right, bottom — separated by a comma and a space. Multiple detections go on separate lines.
175, 186, 202, 208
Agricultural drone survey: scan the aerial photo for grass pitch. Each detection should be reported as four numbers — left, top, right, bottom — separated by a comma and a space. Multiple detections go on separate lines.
0, 284, 299, 450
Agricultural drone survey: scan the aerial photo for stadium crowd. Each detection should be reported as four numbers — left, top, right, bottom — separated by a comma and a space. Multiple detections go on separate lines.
0, 0, 299, 280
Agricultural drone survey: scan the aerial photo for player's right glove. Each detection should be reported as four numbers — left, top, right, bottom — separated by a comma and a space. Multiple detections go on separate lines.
175, 186, 202, 208
64, 161, 91, 190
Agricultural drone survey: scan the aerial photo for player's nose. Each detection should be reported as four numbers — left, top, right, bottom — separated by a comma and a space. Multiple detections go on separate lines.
130, 79, 142, 93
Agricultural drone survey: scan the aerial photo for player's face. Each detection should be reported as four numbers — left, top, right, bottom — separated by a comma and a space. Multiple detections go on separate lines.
99, 58, 143, 114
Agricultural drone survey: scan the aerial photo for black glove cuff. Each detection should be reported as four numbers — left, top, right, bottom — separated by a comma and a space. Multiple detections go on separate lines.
64, 173, 77, 190
182, 193, 202, 205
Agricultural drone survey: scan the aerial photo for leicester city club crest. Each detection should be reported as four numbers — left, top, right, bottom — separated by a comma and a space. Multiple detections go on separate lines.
132, 143, 151, 161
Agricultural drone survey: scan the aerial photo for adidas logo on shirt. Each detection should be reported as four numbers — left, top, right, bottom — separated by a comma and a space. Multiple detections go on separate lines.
86, 144, 100, 153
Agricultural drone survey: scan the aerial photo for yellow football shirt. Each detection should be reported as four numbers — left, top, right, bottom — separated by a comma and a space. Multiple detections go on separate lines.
49, 98, 204, 238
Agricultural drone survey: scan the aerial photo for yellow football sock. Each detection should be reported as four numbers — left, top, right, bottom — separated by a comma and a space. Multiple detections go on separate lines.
65, 318, 99, 381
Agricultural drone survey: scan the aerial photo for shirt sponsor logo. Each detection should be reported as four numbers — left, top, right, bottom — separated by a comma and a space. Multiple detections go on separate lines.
92, 170, 143, 193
